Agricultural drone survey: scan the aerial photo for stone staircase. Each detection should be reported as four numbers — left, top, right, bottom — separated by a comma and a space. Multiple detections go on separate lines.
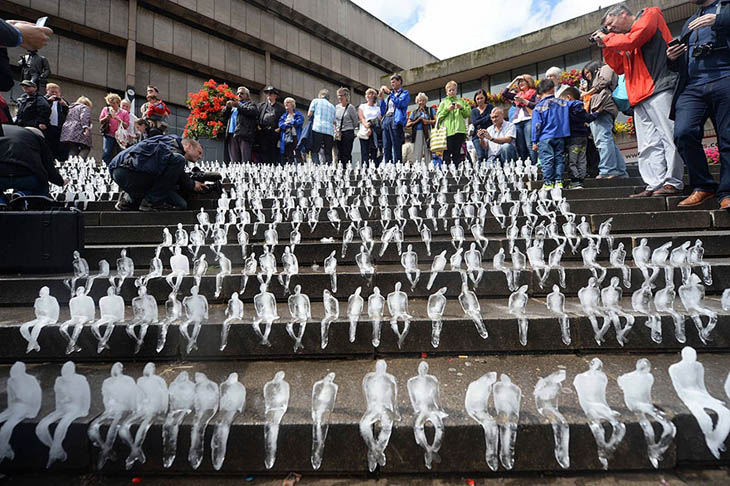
1, 161, 729, 479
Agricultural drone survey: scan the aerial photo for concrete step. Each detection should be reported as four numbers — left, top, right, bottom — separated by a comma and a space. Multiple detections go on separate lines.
2, 352, 730, 474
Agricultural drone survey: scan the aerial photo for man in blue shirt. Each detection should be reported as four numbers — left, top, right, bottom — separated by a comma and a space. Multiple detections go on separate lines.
379, 74, 410, 164
308, 88, 336, 164
669, 0, 730, 208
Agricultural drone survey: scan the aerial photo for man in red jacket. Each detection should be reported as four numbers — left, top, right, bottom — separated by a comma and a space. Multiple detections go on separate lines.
593, 4, 684, 198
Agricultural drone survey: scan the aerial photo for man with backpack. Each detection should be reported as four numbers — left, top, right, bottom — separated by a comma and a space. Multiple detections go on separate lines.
593, 3, 684, 198
107, 135, 205, 211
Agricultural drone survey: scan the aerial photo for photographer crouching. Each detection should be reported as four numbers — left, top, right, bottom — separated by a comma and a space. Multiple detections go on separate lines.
667, 0, 730, 209
107, 135, 210, 212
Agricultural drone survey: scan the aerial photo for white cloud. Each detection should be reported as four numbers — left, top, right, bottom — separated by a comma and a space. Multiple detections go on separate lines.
353, 0, 623, 60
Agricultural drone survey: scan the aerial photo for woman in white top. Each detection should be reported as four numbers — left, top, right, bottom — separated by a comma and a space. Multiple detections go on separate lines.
358, 88, 382, 165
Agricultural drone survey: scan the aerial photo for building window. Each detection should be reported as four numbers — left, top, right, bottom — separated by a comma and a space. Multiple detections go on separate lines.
565, 48, 592, 73
460, 79, 482, 101
489, 71, 512, 94
511, 64, 537, 80
537, 56, 565, 78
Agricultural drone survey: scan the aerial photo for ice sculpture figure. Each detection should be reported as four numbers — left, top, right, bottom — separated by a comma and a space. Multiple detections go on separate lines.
670, 241, 692, 285
163, 371, 195, 468
401, 244, 421, 290
35, 361, 90, 468
573, 358, 626, 469
119, 362, 168, 469
113, 249, 135, 294
240, 253, 257, 294
617, 358, 676, 468
192, 254, 208, 289
360, 360, 400, 472
407, 362, 448, 469
136, 246, 164, 290
127, 286, 157, 354
346, 286, 363, 344
0, 362, 42, 463
324, 250, 338, 293
426, 250, 447, 290
63, 250, 89, 297
465, 243, 484, 286
421, 226, 432, 256
465, 372, 499, 470
88, 362, 137, 469
633, 238, 659, 286
166, 246, 190, 294
679, 274, 718, 345
610, 242, 632, 288
387, 282, 412, 349
723, 288, 730, 312
179, 286, 208, 353
493, 248, 514, 291
287, 285, 310, 352
90, 286, 125, 354
601, 277, 635, 346
320, 289, 339, 349
547, 285, 571, 346
493, 374, 521, 470
688, 239, 712, 286
279, 246, 298, 295
368, 287, 385, 347
311, 372, 338, 470
211, 373, 245, 471
471, 223, 489, 253
651, 242, 673, 288
85, 259, 111, 296
20, 286, 60, 353
58, 287, 94, 354
669, 347, 730, 459
356, 244, 375, 285
655, 284, 686, 343
189, 224, 205, 258
175, 223, 189, 247
510, 247, 526, 290
157, 292, 182, 353
632, 282, 662, 344
459, 282, 488, 338
582, 240, 606, 284
508, 285, 529, 346
264, 371, 290, 469
534, 370, 569, 469
579, 277, 610, 345
214, 251, 232, 298
254, 282, 279, 347
189, 372, 219, 469
221, 292, 243, 351
427, 287, 448, 348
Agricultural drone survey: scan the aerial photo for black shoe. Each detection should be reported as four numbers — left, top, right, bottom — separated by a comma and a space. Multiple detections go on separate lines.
139, 199, 182, 212
115, 192, 138, 211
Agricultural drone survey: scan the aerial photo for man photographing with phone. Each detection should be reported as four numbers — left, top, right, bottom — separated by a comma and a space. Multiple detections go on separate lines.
668, 0, 730, 209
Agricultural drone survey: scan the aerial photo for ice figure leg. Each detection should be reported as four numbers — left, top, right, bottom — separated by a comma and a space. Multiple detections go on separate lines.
35, 411, 62, 449
127, 417, 154, 468
211, 410, 236, 471
613, 312, 635, 346
320, 317, 334, 349
252, 319, 272, 347
47, 413, 82, 467
641, 406, 676, 468
431, 319, 443, 348
588, 315, 611, 345
700, 263, 712, 285
517, 317, 528, 346
215, 273, 225, 298
157, 320, 171, 352
664, 266, 674, 288
498, 422, 518, 470
621, 266, 631, 288
162, 409, 189, 468
370, 319, 380, 347
558, 316, 571, 346
540, 406, 570, 469
359, 412, 380, 472
220, 317, 234, 351
645, 315, 663, 344
188, 408, 216, 469
118, 413, 143, 467
330, 274, 337, 293
264, 423, 281, 469
180, 319, 201, 353
92, 319, 115, 353
670, 312, 686, 343
478, 418, 499, 471
390, 319, 410, 349
59, 319, 84, 354
20, 318, 45, 353
286, 321, 306, 352
311, 412, 331, 470
468, 312, 488, 339
0, 412, 26, 462
240, 274, 249, 294
374, 416, 394, 468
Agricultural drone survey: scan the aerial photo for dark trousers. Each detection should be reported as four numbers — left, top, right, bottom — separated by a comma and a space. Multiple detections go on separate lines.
359, 137, 380, 165
337, 129, 354, 164
45, 125, 68, 162
382, 115, 404, 163
227, 134, 253, 163
0, 174, 49, 205
675, 76, 730, 201
444, 133, 466, 164
311, 131, 333, 164
282, 142, 301, 164
258, 129, 279, 164
112, 161, 189, 209
565, 136, 588, 182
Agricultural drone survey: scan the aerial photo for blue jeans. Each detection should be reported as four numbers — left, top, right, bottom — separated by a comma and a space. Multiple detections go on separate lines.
102, 135, 119, 164
674, 76, 730, 201
0, 175, 50, 205
472, 137, 488, 162
382, 115, 404, 163
488, 143, 518, 164
590, 111, 627, 177
514, 119, 537, 164
538, 138, 565, 184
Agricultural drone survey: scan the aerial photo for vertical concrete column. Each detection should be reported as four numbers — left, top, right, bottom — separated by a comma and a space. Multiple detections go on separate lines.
126, 0, 137, 90
262, 50, 271, 102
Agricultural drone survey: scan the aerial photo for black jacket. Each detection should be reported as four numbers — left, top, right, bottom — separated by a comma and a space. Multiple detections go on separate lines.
222, 100, 259, 142
258, 101, 285, 131
45, 96, 69, 127
0, 19, 21, 92
0, 124, 64, 186
18, 50, 50, 87
16, 92, 50, 128
668, 0, 730, 119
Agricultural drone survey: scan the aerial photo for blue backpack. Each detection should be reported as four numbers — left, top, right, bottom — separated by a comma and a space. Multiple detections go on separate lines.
612, 75, 631, 113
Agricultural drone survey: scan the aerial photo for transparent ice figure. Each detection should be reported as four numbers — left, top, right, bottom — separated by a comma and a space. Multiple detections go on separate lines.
465, 372, 499, 470
35, 361, 90, 468
161, 228, 174, 254
253, 282, 279, 347
508, 285, 529, 346
421, 226, 432, 256
610, 242, 632, 288
407, 362, 448, 469
506, 219, 519, 254
113, 249, 135, 294
471, 223, 489, 254
688, 239, 712, 286
175, 223, 189, 247
157, 291, 181, 353
723, 288, 730, 312
356, 244, 375, 286
526, 242, 549, 289
264, 371, 290, 469
633, 238, 659, 286
368, 287, 385, 347
181, 286, 208, 353
324, 250, 337, 293
547, 285, 571, 345
679, 274, 718, 344
342, 224, 355, 258
136, 246, 164, 290
240, 252, 258, 294
287, 285, 310, 352
63, 250, 89, 297
670, 241, 692, 286
0, 362, 42, 463
264, 223, 278, 247
20, 286, 60, 353
450, 219, 465, 250
632, 282, 662, 344
359, 223, 375, 254
258, 245, 277, 285
427, 250, 447, 290
649, 241, 673, 288
360, 360, 400, 472
465, 243, 484, 286
459, 282, 488, 338
166, 247, 190, 295
534, 370, 569, 469
387, 282, 412, 349
327, 207, 341, 231
85, 259, 111, 296
669, 346, 730, 459
221, 292, 243, 351
491, 202, 506, 228
162, 371, 195, 468
88, 362, 137, 469
573, 358, 626, 469
510, 247, 527, 291
118, 362, 168, 469
311, 372, 338, 470
320, 289, 339, 349
189, 224, 205, 259
449, 247, 464, 272
601, 276, 636, 346
598, 217, 614, 252
655, 283, 687, 343
617, 358, 676, 468
188, 372, 219, 469
214, 251, 232, 298
192, 254, 208, 289
579, 277, 610, 345
582, 240, 606, 284
126, 286, 157, 354
279, 246, 299, 295
401, 244, 421, 290
561, 217, 581, 254
493, 374, 521, 470
211, 373, 245, 471
493, 248, 514, 291
91, 286, 125, 354
428, 287, 448, 348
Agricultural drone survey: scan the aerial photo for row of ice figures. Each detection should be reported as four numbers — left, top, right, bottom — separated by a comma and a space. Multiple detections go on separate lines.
50, 156, 119, 210
2, 347, 729, 473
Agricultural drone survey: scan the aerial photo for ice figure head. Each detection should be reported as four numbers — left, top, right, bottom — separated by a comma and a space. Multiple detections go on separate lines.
73, 250, 80, 259
324, 372, 336, 383
61, 360, 75, 377
39, 286, 49, 297
418, 361, 429, 376
10, 361, 26, 377
682, 346, 697, 363
191, 285, 199, 296
375, 359, 387, 374
75, 287, 85, 297
121, 249, 127, 258
143, 362, 155, 376
107, 286, 116, 296
274, 371, 285, 382
178, 223, 183, 230
294, 284, 301, 294
394, 282, 401, 292
589, 357, 603, 371
636, 358, 650, 373
139, 286, 147, 296
610, 276, 620, 287
111, 361, 124, 377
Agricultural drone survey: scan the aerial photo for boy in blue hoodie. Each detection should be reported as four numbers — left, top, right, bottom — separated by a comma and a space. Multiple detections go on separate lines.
560, 87, 599, 189
531, 78, 570, 189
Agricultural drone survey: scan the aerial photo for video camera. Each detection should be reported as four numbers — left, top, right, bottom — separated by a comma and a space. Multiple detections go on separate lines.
189, 168, 223, 195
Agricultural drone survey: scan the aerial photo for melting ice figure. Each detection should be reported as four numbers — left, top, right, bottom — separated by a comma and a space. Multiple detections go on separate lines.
221, 292, 243, 351
127, 286, 157, 354
407, 361, 448, 469
163, 371, 195, 468
465, 372, 499, 470
287, 285, 310, 352
0, 362, 42, 463
320, 289, 339, 349
264, 371, 290, 469
547, 285, 571, 346
428, 287, 448, 348
508, 285, 529, 346
181, 286, 208, 353
211, 373, 245, 471
91, 286, 125, 354
360, 360, 400, 472
188, 372, 219, 469
387, 282, 412, 349
20, 286, 60, 353
493, 374, 521, 470
534, 370, 569, 469
311, 372, 338, 470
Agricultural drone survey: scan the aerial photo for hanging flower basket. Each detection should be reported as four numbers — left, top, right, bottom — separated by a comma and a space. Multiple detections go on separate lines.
184, 79, 237, 139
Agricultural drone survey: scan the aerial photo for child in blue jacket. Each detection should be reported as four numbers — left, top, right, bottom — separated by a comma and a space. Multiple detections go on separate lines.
531, 79, 570, 189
